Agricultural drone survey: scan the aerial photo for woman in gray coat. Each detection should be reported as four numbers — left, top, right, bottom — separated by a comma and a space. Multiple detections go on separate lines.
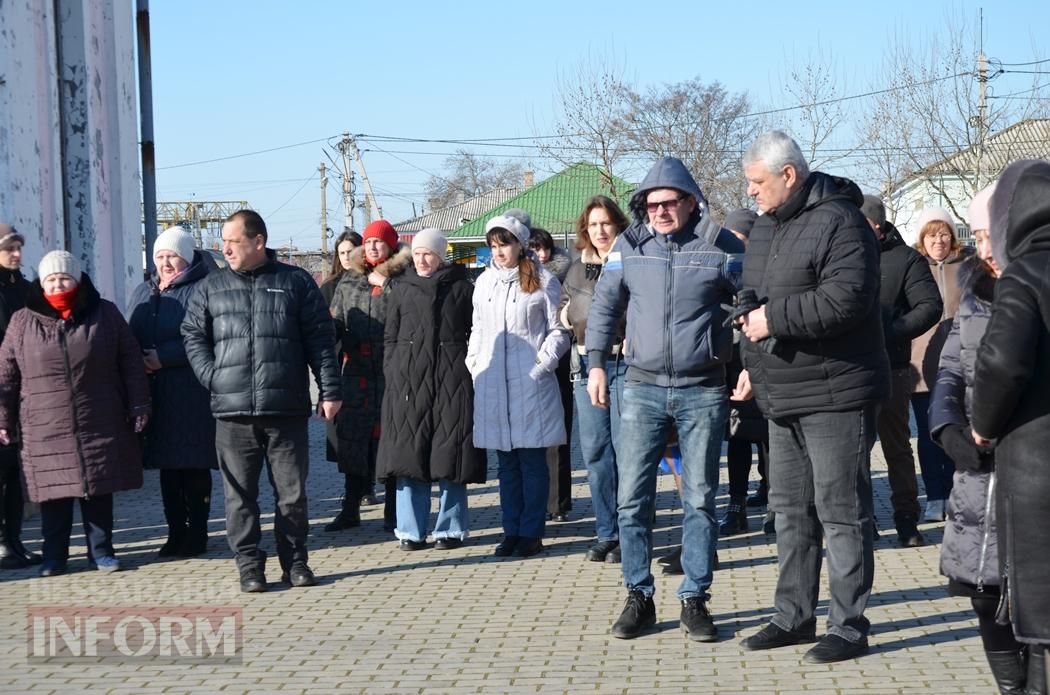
467, 215, 568, 558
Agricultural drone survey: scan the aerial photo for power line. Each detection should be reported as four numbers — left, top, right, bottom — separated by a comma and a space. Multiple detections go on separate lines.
267, 172, 316, 218
996, 57, 1050, 67
157, 135, 338, 170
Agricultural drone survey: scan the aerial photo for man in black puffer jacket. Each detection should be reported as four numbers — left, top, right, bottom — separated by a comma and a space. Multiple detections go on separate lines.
859, 196, 942, 548
183, 210, 342, 593
734, 131, 889, 665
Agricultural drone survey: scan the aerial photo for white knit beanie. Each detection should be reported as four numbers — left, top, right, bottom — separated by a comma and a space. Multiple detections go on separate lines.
485, 215, 530, 246
411, 227, 448, 257
153, 226, 197, 263
38, 250, 82, 283
916, 207, 955, 230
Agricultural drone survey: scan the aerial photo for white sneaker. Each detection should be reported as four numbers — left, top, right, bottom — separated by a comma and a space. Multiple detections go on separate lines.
922, 499, 946, 522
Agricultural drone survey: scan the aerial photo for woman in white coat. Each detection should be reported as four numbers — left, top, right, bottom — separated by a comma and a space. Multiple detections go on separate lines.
467, 215, 569, 558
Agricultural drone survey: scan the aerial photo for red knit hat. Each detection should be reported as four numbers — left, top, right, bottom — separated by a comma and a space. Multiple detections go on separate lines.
362, 220, 398, 249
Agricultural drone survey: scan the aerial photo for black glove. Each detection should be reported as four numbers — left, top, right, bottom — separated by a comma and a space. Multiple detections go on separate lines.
937, 424, 991, 473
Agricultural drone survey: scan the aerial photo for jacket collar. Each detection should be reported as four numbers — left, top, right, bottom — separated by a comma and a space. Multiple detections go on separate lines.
346, 242, 412, 279
26, 273, 101, 322
0, 266, 25, 287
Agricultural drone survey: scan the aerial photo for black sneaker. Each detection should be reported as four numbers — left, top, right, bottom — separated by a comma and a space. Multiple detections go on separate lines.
746, 484, 769, 508
680, 597, 718, 642
719, 501, 749, 536
239, 568, 268, 593
605, 545, 621, 564
763, 511, 777, 534
493, 536, 519, 557
740, 621, 817, 651
611, 590, 656, 639
657, 546, 681, 567
896, 520, 925, 548
803, 634, 869, 663
585, 540, 619, 562
514, 538, 544, 557
280, 563, 317, 587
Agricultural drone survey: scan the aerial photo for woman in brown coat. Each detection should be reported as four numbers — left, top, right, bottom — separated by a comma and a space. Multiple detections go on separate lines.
0, 251, 150, 577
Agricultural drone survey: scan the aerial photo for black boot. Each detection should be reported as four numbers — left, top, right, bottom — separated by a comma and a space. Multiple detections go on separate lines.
984, 649, 1027, 695
719, 496, 749, 537
896, 518, 925, 548
746, 482, 768, 508
180, 470, 212, 557
158, 470, 187, 557
0, 460, 32, 568
382, 478, 396, 533
325, 474, 362, 532
1028, 645, 1047, 695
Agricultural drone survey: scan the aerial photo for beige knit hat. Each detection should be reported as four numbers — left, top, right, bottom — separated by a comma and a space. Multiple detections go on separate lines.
38, 250, 82, 282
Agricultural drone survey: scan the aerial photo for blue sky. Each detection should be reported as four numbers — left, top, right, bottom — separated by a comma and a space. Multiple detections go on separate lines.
149, 0, 1050, 248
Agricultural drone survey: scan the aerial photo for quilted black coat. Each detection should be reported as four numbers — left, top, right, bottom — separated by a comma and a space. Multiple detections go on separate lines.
376, 264, 485, 485
181, 249, 341, 418
0, 266, 29, 456
741, 172, 890, 418
127, 251, 217, 469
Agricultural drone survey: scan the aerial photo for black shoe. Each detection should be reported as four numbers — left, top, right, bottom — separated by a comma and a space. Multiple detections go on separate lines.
657, 546, 681, 567
434, 537, 463, 550
719, 499, 749, 537
746, 484, 769, 508
11, 541, 42, 565
0, 548, 29, 569
680, 597, 718, 642
662, 547, 684, 575
239, 569, 267, 593
493, 536, 519, 557
280, 563, 316, 587
1027, 645, 1047, 695
157, 537, 182, 558
984, 649, 1027, 695
803, 634, 869, 663
514, 538, 544, 557
38, 561, 67, 577
361, 493, 379, 506
399, 538, 427, 551
551, 512, 570, 523
178, 536, 208, 558
763, 511, 776, 534
606, 545, 621, 564
740, 621, 817, 651
896, 520, 925, 548
585, 540, 619, 562
324, 505, 360, 532
611, 590, 656, 639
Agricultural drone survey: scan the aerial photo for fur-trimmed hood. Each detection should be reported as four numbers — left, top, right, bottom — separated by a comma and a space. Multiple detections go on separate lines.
346, 242, 412, 279
543, 246, 573, 282
989, 159, 1050, 271
956, 253, 997, 304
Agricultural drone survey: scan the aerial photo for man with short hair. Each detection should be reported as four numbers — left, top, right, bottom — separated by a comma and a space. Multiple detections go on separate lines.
183, 209, 342, 593
735, 131, 889, 663
859, 195, 942, 547
586, 157, 743, 642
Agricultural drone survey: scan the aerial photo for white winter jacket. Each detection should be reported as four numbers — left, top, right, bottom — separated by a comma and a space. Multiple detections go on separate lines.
466, 262, 569, 451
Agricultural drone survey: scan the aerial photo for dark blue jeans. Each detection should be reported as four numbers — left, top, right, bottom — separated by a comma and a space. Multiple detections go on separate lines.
39, 494, 114, 566
911, 392, 955, 501
496, 448, 548, 539
616, 381, 727, 600
768, 406, 877, 642
572, 355, 624, 542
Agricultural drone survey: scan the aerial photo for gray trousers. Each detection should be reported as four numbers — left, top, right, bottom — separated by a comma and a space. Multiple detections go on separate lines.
768, 405, 877, 642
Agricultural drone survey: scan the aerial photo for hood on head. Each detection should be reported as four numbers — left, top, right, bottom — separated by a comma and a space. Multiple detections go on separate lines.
628, 157, 707, 223
989, 159, 1050, 271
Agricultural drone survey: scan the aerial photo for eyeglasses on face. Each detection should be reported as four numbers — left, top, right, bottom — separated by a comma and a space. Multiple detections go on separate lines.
645, 194, 687, 214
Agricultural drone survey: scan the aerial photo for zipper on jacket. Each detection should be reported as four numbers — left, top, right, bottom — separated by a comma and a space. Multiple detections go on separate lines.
249, 275, 256, 413
58, 322, 90, 498
975, 470, 997, 593
664, 239, 675, 384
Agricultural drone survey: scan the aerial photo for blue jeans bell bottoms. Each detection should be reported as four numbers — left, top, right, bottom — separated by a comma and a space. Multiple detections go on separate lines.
496, 448, 549, 539
572, 354, 625, 542
394, 478, 470, 542
616, 380, 728, 600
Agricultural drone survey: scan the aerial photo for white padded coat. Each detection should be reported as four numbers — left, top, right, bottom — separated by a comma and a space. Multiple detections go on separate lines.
466, 262, 569, 451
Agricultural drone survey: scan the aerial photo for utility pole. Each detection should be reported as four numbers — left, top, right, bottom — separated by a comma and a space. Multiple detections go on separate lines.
347, 134, 383, 223
975, 8, 988, 189
319, 162, 329, 268
335, 134, 357, 231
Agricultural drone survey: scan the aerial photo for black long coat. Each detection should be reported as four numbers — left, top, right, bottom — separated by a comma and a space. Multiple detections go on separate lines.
127, 251, 216, 470
0, 266, 29, 460
376, 264, 485, 485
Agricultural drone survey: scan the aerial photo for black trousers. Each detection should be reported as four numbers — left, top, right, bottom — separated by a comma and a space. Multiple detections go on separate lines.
0, 449, 26, 545
726, 439, 769, 500
159, 468, 212, 542
39, 494, 114, 565
547, 353, 574, 515
216, 416, 309, 574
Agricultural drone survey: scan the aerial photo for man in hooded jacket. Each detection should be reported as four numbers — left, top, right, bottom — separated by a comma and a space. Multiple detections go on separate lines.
586, 156, 743, 642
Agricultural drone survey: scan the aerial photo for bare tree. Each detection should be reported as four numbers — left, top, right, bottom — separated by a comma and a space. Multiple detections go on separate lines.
620, 78, 758, 218
424, 150, 525, 210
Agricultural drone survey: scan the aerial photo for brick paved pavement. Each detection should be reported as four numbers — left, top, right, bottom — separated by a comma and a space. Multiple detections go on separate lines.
0, 418, 996, 694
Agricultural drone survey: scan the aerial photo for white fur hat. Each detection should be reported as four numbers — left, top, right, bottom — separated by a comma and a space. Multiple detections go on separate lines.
916, 207, 955, 230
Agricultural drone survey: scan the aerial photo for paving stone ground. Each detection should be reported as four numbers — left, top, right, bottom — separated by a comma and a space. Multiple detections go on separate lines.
0, 417, 995, 694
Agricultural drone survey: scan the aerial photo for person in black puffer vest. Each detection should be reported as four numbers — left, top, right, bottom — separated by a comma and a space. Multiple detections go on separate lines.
0, 224, 39, 569
375, 228, 485, 551
736, 131, 889, 665
859, 195, 942, 548
127, 227, 217, 559
182, 209, 342, 593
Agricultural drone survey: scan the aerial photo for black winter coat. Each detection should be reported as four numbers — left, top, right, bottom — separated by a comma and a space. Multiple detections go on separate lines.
329, 243, 412, 475
319, 272, 344, 463
970, 160, 1050, 644
741, 172, 890, 418
127, 252, 217, 469
877, 223, 942, 369
181, 249, 341, 418
376, 264, 485, 485
0, 267, 29, 455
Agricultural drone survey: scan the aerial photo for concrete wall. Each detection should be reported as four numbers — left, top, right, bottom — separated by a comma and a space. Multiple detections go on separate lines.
0, 0, 141, 307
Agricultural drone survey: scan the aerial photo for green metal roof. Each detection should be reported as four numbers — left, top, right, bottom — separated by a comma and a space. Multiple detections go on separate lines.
447, 162, 635, 241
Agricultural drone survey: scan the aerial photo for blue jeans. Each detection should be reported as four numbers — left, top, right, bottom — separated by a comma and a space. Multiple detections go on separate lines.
911, 392, 955, 501
768, 406, 877, 642
572, 355, 625, 542
616, 381, 727, 600
394, 478, 470, 542
496, 448, 548, 539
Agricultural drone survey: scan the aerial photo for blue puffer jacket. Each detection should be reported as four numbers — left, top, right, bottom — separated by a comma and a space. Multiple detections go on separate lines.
585, 157, 743, 387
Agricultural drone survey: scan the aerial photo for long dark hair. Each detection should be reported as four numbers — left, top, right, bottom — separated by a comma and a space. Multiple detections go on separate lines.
328, 230, 362, 279
575, 195, 629, 254
486, 227, 540, 294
